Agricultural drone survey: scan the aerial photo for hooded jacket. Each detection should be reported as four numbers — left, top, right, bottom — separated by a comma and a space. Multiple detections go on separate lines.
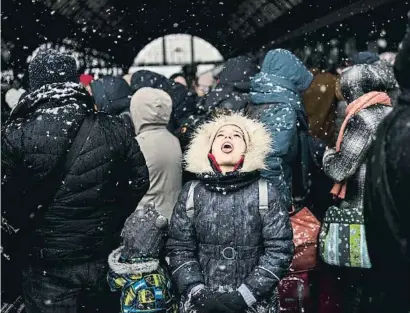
167, 114, 293, 312
1, 82, 149, 261
130, 87, 182, 220
202, 56, 258, 111
130, 70, 198, 135
90, 76, 133, 129
249, 49, 314, 205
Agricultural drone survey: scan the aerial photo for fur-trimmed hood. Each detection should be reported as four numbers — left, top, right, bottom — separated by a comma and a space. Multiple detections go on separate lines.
108, 246, 159, 275
184, 113, 271, 174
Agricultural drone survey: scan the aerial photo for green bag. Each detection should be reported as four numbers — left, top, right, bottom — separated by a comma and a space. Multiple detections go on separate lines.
319, 205, 371, 269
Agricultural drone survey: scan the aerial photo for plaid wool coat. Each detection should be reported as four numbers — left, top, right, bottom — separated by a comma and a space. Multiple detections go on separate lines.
323, 104, 392, 212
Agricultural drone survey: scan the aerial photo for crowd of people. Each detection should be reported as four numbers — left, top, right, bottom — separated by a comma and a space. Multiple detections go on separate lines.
1, 15, 410, 313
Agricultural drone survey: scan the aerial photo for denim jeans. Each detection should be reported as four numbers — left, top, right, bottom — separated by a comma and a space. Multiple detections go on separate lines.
22, 258, 118, 313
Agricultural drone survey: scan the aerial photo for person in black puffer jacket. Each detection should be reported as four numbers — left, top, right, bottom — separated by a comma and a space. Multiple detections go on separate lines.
90, 75, 134, 131
167, 113, 293, 313
1, 49, 149, 313
201, 56, 258, 112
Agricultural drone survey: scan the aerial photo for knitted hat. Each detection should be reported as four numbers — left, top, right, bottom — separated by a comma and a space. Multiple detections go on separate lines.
29, 49, 78, 91
120, 204, 168, 260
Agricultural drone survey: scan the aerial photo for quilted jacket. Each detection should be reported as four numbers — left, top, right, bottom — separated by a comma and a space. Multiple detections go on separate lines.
1, 82, 149, 262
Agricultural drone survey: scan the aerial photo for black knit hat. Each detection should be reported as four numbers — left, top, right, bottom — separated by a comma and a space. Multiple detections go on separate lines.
28, 49, 78, 91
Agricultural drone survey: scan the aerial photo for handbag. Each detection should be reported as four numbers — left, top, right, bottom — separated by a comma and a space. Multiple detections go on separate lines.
290, 207, 321, 271
319, 205, 371, 268
1, 113, 96, 309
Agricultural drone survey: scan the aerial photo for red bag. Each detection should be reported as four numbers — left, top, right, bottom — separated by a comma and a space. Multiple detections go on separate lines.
279, 271, 315, 312
278, 208, 321, 312
289, 207, 321, 271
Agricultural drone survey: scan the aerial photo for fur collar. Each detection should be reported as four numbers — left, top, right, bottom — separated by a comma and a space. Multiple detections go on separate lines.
184, 113, 271, 174
108, 246, 159, 275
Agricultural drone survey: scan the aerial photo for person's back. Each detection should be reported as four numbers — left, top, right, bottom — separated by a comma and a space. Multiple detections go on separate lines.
202, 55, 258, 112
1, 50, 149, 312
364, 18, 410, 312
130, 87, 182, 220
249, 49, 314, 205
90, 76, 134, 130
303, 69, 337, 146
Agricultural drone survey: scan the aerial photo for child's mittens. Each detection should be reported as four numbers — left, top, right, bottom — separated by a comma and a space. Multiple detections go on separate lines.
121, 204, 169, 260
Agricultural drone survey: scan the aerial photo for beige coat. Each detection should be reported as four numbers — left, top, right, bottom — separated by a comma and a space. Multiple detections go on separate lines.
130, 87, 182, 220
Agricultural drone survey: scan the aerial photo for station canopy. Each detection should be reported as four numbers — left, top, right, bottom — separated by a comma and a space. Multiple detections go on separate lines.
1, 0, 404, 71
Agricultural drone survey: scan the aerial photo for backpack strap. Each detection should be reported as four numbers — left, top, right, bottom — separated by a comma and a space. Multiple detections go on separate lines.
186, 181, 199, 218
258, 179, 269, 218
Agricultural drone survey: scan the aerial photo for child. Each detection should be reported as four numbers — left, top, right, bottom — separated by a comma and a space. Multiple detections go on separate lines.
167, 113, 294, 313
108, 204, 178, 313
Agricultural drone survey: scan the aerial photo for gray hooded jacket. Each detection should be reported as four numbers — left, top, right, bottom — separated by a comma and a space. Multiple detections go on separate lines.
130, 87, 183, 220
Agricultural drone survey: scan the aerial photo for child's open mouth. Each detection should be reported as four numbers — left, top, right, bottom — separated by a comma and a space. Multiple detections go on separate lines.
221, 142, 233, 154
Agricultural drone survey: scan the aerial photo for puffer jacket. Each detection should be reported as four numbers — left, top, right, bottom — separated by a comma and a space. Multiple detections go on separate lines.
167, 114, 293, 312
250, 49, 313, 205
91, 76, 133, 130
202, 56, 258, 111
1, 82, 150, 262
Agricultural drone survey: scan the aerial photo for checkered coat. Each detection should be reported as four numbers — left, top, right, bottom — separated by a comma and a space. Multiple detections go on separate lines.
323, 105, 392, 212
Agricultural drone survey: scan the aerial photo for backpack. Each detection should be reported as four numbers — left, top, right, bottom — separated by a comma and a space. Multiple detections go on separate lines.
185, 179, 269, 218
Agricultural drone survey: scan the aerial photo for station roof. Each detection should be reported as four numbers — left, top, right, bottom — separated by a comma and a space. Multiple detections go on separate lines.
1, 0, 404, 70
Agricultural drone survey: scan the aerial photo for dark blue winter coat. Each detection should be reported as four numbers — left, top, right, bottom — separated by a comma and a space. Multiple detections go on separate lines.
202, 56, 258, 111
90, 76, 134, 130
250, 49, 313, 204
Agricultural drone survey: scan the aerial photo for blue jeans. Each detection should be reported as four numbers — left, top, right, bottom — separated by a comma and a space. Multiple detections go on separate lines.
22, 258, 118, 313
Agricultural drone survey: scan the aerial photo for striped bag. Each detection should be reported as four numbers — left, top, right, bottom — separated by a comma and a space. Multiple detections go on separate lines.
319, 205, 371, 269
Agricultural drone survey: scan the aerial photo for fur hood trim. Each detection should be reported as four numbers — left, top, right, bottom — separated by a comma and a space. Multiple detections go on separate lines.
108, 246, 159, 275
184, 113, 271, 174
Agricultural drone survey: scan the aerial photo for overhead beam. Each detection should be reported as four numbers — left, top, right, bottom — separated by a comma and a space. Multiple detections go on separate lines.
267, 0, 398, 48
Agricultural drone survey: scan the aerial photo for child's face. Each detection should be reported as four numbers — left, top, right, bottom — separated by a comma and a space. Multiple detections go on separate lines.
211, 125, 246, 170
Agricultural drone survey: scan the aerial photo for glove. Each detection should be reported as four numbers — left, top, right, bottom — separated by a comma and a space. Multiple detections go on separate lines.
121, 204, 168, 260
215, 291, 248, 313
187, 285, 213, 313
193, 291, 248, 313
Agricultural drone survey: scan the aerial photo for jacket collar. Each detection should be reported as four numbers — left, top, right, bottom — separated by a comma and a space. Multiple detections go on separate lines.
11, 82, 92, 118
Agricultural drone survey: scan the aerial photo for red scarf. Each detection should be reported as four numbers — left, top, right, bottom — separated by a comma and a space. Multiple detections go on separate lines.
208, 153, 244, 173
330, 91, 391, 199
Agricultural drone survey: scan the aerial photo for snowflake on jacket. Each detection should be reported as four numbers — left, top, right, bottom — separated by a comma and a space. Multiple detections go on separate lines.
166, 113, 294, 313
